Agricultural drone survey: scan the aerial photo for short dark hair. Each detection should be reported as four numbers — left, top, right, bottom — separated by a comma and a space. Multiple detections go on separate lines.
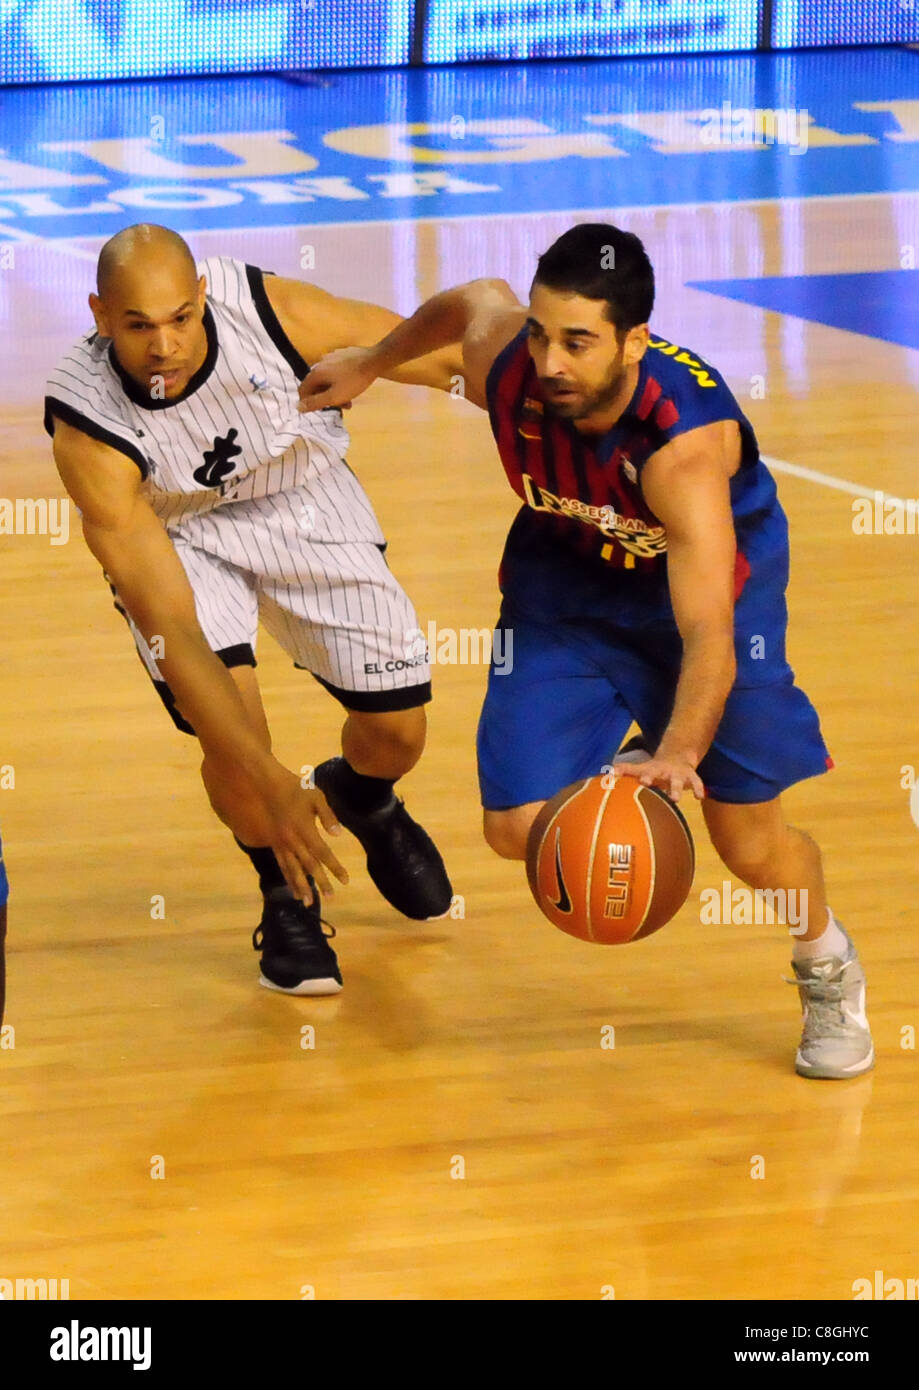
532, 223, 654, 332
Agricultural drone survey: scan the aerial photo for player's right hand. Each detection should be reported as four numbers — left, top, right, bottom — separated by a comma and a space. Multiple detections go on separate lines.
207, 759, 349, 903
266, 772, 350, 904
298, 346, 380, 412
613, 754, 706, 803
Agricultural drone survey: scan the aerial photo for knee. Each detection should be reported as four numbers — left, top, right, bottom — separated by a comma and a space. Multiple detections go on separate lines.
377, 720, 425, 770
345, 708, 426, 777
483, 807, 539, 861
709, 826, 787, 888
715, 847, 771, 888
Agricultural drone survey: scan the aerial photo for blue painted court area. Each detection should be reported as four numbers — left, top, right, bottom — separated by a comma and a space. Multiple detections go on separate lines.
0, 45, 917, 241
688, 270, 919, 352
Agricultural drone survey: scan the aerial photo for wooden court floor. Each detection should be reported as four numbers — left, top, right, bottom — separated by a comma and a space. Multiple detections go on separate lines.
1, 196, 918, 1300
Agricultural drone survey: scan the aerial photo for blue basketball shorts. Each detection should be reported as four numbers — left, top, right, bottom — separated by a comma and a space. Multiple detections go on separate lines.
0, 831, 8, 907
476, 606, 832, 810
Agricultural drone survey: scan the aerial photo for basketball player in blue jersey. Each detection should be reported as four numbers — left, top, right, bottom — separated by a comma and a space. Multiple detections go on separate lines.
301, 223, 873, 1080
47, 222, 462, 997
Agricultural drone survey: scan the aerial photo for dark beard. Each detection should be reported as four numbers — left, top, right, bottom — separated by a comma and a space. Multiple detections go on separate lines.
540, 365, 627, 421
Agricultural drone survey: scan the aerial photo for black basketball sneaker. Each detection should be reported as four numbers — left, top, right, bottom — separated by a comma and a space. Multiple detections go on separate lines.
253, 883, 342, 995
313, 757, 453, 921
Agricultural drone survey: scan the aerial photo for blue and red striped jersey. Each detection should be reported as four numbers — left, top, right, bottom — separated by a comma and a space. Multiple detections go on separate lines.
485, 327, 786, 625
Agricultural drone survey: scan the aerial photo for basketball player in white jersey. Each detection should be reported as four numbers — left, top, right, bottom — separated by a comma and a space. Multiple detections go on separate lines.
47, 223, 460, 996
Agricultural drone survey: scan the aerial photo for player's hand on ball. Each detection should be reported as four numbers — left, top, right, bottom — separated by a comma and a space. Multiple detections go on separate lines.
613, 755, 706, 803
298, 346, 379, 413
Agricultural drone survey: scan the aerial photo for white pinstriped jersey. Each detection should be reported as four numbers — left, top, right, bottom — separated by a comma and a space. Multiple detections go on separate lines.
43, 255, 385, 545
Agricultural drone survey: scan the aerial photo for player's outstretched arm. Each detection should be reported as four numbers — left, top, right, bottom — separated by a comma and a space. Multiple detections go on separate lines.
263, 275, 466, 396
51, 420, 348, 901
294, 278, 526, 413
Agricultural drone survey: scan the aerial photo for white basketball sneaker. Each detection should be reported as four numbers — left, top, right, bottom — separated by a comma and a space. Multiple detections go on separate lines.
789, 926, 874, 1079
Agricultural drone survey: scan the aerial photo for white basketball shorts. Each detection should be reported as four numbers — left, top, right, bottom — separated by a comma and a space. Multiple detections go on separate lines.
108, 472, 431, 734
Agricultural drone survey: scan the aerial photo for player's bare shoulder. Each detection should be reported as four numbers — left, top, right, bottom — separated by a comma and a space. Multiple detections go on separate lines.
461, 279, 527, 408
51, 416, 146, 527
260, 270, 330, 323
258, 271, 349, 364
643, 419, 743, 501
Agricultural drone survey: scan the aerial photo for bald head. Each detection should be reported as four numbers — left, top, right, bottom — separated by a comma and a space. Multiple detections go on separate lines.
96, 223, 197, 301
90, 224, 208, 401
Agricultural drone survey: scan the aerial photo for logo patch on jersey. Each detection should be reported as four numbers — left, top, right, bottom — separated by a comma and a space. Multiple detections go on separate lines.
620, 454, 637, 484
521, 472, 667, 559
193, 428, 243, 489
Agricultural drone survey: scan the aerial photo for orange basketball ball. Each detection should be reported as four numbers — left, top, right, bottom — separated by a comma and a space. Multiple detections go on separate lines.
525, 774, 695, 944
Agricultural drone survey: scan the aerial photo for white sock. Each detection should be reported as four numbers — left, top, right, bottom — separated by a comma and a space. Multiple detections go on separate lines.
792, 907, 849, 961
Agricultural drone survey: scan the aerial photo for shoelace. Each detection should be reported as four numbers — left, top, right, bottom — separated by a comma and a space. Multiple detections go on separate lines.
784, 960, 858, 1039
252, 900, 337, 956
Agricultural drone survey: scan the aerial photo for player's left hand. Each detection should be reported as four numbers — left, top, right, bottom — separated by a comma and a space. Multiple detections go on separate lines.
298, 346, 379, 412
613, 755, 706, 802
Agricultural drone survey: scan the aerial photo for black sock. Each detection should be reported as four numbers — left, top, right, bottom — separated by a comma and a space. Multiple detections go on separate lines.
234, 838, 290, 896
333, 759, 396, 814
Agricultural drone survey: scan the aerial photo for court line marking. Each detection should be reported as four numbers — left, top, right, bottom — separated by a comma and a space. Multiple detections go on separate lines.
1, 187, 914, 249
763, 455, 918, 512
5, 199, 913, 509
188, 186, 919, 236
